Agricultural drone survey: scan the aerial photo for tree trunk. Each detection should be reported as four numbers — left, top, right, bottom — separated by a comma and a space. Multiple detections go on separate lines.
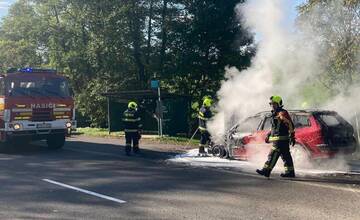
130, 1, 145, 87
146, 0, 154, 66
159, 0, 168, 76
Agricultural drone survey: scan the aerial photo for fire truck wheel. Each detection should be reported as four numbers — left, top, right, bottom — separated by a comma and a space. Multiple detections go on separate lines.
0, 143, 8, 152
47, 134, 65, 149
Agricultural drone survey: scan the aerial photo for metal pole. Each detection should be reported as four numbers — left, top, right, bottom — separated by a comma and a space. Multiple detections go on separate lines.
158, 86, 163, 137
107, 96, 111, 135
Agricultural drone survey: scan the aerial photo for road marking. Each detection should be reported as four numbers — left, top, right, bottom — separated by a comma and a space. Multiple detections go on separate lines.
293, 181, 360, 194
42, 179, 127, 204
66, 147, 360, 194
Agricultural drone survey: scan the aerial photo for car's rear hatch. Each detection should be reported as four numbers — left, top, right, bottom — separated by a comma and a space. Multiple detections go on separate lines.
314, 111, 357, 152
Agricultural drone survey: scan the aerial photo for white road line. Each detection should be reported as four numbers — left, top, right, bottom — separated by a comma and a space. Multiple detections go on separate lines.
65, 148, 360, 194
293, 181, 360, 194
42, 179, 126, 204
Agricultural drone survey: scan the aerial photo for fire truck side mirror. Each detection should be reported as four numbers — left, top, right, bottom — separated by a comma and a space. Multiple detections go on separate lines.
69, 88, 74, 97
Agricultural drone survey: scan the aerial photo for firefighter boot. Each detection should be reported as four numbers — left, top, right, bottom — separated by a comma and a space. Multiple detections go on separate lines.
133, 145, 140, 154
280, 171, 295, 178
125, 145, 131, 156
198, 146, 207, 157
256, 169, 270, 178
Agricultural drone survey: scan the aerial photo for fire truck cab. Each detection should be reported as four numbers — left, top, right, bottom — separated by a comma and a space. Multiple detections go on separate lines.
0, 68, 76, 149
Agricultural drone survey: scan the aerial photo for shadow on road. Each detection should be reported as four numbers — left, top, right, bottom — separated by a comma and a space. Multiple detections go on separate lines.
285, 175, 360, 185
0, 137, 359, 219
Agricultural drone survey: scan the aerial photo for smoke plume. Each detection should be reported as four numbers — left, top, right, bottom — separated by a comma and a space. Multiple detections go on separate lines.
207, 0, 359, 170
208, 0, 360, 143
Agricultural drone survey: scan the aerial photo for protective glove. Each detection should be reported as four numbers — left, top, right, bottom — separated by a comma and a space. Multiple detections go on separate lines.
290, 133, 296, 146
265, 132, 271, 144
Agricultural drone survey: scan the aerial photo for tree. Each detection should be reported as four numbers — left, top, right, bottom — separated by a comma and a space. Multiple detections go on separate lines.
298, 0, 360, 93
0, 0, 254, 127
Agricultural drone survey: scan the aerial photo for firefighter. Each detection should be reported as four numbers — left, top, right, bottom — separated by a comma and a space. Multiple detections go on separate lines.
198, 97, 213, 156
256, 96, 296, 178
122, 101, 142, 156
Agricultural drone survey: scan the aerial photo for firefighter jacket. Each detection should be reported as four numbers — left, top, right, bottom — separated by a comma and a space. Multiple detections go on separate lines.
122, 108, 141, 132
198, 106, 212, 131
269, 108, 295, 142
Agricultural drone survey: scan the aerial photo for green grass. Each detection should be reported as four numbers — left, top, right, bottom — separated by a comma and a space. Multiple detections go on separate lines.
149, 136, 199, 146
76, 127, 124, 138
75, 127, 199, 146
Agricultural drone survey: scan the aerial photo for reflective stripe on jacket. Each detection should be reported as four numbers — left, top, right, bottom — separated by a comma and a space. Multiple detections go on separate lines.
122, 108, 141, 132
198, 106, 212, 131
269, 135, 289, 142
270, 108, 295, 142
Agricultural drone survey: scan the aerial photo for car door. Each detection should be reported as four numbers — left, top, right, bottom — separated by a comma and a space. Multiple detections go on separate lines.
291, 113, 313, 144
231, 115, 264, 159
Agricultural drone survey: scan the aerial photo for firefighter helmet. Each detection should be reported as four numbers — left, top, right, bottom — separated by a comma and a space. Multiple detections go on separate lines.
270, 95, 283, 106
128, 101, 138, 110
203, 97, 213, 107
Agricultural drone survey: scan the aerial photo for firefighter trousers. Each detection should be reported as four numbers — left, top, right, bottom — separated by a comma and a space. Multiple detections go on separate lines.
199, 130, 210, 153
125, 132, 140, 154
263, 140, 294, 174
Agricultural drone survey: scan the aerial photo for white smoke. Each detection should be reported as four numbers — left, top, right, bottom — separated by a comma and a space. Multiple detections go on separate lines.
207, 0, 359, 171
208, 0, 360, 143
208, 0, 322, 142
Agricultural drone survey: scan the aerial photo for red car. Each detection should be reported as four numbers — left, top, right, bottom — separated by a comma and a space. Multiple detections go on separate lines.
211, 110, 358, 160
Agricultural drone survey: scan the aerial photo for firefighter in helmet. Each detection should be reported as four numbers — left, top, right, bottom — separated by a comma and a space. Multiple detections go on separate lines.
256, 96, 296, 178
198, 97, 213, 156
122, 101, 142, 156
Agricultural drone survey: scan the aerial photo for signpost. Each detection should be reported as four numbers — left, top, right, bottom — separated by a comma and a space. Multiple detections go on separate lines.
151, 79, 163, 137
107, 93, 111, 135
355, 112, 360, 144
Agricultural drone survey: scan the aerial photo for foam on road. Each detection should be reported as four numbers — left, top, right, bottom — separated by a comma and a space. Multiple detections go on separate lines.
168, 149, 360, 177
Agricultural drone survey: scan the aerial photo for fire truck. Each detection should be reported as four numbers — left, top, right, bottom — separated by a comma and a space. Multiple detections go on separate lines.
0, 68, 76, 149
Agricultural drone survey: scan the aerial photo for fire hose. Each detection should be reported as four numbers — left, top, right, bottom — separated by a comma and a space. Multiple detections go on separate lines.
185, 128, 199, 148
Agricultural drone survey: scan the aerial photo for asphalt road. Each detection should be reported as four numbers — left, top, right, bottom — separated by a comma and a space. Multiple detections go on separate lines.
0, 136, 359, 220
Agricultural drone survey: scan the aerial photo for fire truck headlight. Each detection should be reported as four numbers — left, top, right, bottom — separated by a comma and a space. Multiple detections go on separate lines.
13, 123, 21, 130
66, 122, 72, 129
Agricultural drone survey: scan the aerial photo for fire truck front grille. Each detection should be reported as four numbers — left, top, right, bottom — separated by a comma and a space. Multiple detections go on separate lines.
32, 108, 53, 122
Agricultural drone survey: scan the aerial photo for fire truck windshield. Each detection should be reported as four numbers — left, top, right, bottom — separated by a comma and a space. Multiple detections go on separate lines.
6, 77, 70, 98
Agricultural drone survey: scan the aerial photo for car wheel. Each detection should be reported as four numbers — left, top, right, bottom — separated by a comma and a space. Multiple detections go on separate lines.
290, 144, 312, 168
47, 134, 65, 150
212, 145, 225, 158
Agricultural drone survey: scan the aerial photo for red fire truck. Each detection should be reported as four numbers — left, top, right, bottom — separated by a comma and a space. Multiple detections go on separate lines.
0, 68, 76, 149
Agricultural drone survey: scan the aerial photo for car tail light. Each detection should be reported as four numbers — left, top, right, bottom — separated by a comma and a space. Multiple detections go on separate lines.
316, 144, 329, 151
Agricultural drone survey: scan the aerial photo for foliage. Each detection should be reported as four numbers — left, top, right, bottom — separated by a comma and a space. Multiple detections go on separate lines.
298, 0, 360, 94
0, 0, 253, 127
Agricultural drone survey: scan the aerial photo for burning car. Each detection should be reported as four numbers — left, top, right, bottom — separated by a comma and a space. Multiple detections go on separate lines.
211, 110, 358, 161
